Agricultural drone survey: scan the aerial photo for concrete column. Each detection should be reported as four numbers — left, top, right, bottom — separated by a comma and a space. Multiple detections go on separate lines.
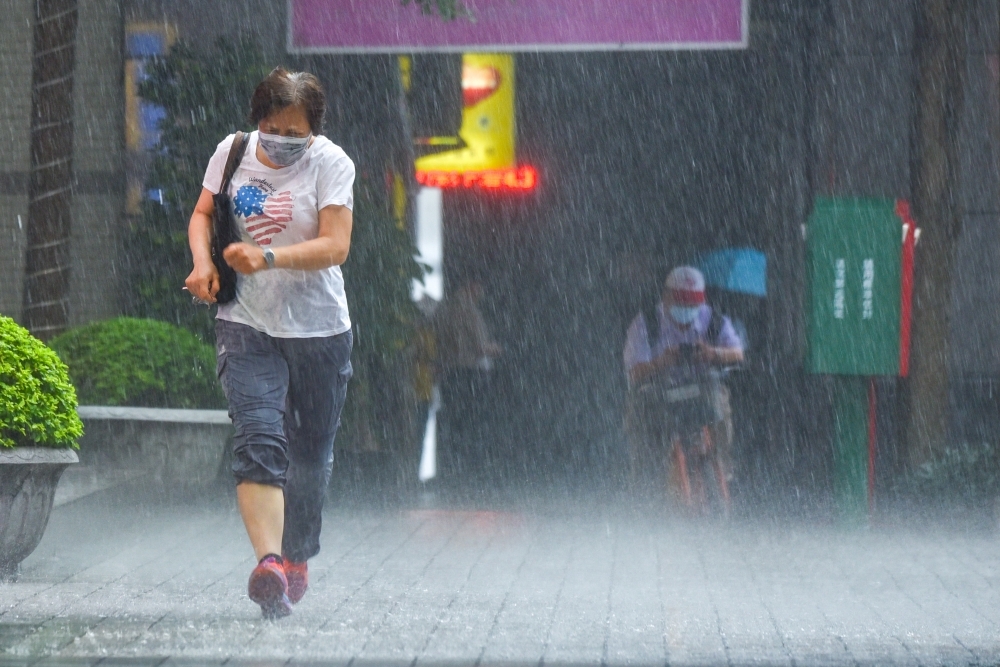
68, 0, 125, 326
0, 0, 33, 321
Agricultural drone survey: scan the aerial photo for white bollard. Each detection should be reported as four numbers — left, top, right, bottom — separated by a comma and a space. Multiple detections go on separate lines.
418, 385, 441, 482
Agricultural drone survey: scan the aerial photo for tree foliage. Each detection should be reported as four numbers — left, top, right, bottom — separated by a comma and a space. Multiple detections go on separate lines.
127, 39, 270, 340
346, 179, 425, 362
336, 176, 426, 453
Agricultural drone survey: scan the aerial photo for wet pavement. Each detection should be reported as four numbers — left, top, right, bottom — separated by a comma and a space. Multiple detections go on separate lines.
2, 480, 1000, 666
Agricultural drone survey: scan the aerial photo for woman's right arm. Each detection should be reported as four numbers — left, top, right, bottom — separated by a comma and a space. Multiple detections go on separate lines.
184, 188, 220, 303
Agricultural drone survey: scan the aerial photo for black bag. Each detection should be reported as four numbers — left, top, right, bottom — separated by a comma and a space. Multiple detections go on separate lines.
637, 302, 726, 438
211, 131, 250, 304
639, 362, 723, 438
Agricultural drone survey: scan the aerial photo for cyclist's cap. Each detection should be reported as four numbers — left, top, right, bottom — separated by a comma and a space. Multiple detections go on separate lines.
665, 266, 706, 306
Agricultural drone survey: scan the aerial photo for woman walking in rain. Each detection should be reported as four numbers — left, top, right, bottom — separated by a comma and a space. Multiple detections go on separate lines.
185, 67, 354, 618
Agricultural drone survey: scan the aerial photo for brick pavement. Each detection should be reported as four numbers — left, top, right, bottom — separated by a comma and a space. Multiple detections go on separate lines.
2, 483, 1000, 666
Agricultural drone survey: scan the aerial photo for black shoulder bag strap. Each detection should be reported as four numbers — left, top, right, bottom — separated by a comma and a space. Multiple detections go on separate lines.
642, 301, 660, 351
211, 131, 250, 304
220, 131, 249, 192
706, 306, 725, 344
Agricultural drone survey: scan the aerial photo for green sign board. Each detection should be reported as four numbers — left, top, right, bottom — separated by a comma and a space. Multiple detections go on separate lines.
806, 198, 902, 376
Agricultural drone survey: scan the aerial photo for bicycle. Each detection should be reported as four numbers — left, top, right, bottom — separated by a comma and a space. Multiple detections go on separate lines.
638, 346, 732, 516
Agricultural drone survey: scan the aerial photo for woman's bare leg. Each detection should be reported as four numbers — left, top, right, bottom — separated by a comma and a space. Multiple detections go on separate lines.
236, 482, 284, 560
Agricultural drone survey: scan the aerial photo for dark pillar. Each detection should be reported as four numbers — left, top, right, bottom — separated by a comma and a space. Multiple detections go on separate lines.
22, 0, 78, 340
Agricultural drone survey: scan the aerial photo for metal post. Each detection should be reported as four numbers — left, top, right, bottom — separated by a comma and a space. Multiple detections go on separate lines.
833, 376, 868, 525
867, 377, 877, 516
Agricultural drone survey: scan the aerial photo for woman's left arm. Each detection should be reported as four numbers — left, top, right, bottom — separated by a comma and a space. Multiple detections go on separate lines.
222, 204, 353, 274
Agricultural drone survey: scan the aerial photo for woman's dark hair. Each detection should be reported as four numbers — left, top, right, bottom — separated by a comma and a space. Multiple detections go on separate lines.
249, 67, 326, 134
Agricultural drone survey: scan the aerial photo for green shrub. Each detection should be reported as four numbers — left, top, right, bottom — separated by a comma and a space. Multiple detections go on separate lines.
895, 442, 1000, 505
50, 317, 224, 409
0, 316, 83, 449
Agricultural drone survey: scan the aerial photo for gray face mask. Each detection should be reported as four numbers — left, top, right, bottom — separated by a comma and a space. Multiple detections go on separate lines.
258, 131, 311, 167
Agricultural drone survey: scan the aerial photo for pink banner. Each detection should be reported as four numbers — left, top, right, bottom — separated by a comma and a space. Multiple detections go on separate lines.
289, 0, 747, 53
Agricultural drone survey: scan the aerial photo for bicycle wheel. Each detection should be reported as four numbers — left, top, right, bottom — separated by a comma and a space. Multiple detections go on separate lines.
668, 436, 692, 507
699, 427, 731, 517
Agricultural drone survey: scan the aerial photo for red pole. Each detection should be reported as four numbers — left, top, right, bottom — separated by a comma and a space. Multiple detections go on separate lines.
896, 200, 915, 377
867, 377, 877, 516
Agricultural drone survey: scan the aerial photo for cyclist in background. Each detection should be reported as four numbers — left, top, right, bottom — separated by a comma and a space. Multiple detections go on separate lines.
623, 266, 744, 488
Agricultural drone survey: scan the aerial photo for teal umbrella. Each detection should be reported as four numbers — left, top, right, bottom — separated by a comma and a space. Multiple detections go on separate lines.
697, 248, 767, 297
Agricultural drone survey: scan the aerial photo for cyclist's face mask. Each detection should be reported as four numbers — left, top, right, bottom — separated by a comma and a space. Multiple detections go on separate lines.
670, 305, 700, 325
258, 132, 311, 167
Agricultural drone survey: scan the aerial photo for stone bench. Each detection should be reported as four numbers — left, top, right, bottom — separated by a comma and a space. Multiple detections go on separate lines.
75, 406, 233, 488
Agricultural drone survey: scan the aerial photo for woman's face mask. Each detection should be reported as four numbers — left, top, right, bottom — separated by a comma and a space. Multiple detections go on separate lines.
670, 305, 701, 325
258, 132, 311, 167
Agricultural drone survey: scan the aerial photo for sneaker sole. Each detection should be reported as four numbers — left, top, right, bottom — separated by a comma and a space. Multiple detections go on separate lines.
249, 567, 292, 619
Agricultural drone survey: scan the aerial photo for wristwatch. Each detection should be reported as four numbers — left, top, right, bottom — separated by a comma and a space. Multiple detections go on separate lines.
263, 248, 276, 269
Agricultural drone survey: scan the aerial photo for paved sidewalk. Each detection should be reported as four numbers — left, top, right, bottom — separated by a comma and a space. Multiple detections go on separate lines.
2, 483, 1000, 666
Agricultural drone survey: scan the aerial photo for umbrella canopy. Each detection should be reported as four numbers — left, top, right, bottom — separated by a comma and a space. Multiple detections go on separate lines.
697, 247, 767, 297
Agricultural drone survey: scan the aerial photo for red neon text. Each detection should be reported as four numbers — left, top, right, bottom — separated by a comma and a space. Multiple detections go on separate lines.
415, 166, 537, 192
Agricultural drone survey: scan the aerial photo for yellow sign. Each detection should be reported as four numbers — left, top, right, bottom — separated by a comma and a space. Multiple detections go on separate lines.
414, 53, 516, 174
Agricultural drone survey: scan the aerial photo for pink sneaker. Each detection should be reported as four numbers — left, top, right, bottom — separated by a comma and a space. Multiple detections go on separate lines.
284, 559, 308, 604
248, 555, 292, 619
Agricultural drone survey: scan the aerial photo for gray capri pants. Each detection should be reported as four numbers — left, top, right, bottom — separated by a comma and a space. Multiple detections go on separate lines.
216, 319, 353, 562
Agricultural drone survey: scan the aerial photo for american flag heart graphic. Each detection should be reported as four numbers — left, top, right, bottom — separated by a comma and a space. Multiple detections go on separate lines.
245, 191, 293, 246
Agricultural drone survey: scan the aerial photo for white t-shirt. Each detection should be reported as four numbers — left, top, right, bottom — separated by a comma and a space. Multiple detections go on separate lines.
202, 131, 355, 338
